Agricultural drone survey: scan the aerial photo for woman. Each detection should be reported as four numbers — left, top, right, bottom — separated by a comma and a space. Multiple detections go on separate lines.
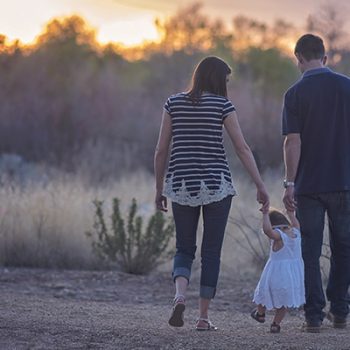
154, 56, 269, 330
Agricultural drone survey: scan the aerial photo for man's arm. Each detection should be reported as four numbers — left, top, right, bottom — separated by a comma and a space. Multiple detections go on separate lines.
283, 133, 301, 211
286, 210, 300, 229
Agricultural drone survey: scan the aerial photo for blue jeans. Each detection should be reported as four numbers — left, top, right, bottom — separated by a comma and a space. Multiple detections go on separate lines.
297, 191, 350, 322
171, 196, 232, 299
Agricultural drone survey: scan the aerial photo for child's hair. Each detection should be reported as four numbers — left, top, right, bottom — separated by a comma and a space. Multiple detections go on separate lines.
269, 208, 290, 227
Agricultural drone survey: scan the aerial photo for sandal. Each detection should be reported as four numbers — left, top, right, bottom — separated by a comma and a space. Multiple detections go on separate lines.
195, 318, 218, 331
168, 295, 186, 327
250, 309, 266, 323
270, 322, 281, 333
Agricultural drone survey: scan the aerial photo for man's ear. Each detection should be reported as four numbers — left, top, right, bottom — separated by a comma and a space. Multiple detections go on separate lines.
295, 53, 303, 64
322, 55, 327, 65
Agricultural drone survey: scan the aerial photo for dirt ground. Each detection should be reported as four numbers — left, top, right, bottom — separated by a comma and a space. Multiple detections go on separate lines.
0, 268, 349, 350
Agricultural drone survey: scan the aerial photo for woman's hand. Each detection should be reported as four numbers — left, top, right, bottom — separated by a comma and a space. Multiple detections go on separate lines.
259, 206, 269, 214
257, 185, 269, 212
155, 191, 168, 212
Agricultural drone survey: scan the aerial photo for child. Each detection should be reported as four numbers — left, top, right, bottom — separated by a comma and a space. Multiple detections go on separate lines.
251, 208, 305, 333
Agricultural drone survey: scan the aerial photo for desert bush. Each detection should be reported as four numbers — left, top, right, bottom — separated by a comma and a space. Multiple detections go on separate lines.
87, 197, 175, 274
227, 210, 270, 268
0, 171, 156, 269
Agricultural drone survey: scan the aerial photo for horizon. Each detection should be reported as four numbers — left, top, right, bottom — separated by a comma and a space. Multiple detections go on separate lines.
1, 0, 348, 47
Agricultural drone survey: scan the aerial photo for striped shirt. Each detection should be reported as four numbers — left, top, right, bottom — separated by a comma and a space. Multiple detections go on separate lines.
163, 92, 237, 206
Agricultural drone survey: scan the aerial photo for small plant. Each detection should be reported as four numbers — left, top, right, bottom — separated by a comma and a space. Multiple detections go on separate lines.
227, 210, 270, 269
86, 197, 175, 274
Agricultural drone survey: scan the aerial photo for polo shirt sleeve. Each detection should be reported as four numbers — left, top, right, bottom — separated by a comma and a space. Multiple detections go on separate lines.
223, 100, 236, 120
282, 89, 300, 135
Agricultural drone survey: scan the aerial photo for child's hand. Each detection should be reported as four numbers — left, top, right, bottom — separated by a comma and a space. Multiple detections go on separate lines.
259, 205, 269, 214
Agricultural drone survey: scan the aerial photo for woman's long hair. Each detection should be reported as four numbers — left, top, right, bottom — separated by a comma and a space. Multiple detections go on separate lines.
187, 56, 231, 102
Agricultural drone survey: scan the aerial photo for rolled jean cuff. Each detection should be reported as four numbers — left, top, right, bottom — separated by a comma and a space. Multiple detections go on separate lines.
173, 267, 191, 283
200, 285, 216, 299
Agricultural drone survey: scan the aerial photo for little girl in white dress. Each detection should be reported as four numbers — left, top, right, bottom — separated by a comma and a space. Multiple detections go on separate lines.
251, 208, 305, 333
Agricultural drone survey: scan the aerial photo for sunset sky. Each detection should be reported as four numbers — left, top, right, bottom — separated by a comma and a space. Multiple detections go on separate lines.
0, 0, 347, 46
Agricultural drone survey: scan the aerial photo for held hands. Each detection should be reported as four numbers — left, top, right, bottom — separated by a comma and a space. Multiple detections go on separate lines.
257, 184, 270, 213
283, 186, 297, 211
155, 190, 168, 212
259, 205, 269, 214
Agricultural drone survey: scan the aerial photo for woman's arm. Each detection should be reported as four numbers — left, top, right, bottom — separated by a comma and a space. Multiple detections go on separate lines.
224, 111, 269, 210
154, 111, 172, 211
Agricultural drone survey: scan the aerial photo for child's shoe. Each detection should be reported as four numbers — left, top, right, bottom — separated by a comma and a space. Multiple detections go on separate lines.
250, 309, 266, 323
270, 322, 281, 333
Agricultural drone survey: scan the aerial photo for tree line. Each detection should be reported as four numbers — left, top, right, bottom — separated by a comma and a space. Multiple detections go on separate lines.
0, 3, 348, 183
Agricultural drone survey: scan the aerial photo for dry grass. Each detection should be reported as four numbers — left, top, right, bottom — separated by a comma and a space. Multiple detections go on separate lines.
0, 168, 330, 278
0, 172, 154, 269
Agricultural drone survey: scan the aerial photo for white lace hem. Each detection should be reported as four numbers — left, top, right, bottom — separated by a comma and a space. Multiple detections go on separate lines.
253, 286, 305, 310
163, 172, 237, 207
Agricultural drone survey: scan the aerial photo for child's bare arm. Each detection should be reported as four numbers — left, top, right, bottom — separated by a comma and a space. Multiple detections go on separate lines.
286, 210, 300, 229
262, 211, 281, 241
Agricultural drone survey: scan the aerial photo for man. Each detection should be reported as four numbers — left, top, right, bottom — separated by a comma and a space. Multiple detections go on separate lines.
282, 33, 350, 333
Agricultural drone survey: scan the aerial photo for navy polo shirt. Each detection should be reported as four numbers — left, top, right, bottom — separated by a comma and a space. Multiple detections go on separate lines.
282, 67, 350, 195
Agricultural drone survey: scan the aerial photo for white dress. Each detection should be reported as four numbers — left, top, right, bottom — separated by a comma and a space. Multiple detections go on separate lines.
253, 227, 305, 310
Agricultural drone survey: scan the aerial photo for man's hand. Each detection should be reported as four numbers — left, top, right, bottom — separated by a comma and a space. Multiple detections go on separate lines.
283, 133, 300, 211
283, 186, 297, 211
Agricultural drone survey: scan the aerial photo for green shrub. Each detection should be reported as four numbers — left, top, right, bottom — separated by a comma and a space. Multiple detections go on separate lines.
87, 198, 174, 274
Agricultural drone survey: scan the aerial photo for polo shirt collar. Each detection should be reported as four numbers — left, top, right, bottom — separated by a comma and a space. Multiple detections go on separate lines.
302, 67, 332, 78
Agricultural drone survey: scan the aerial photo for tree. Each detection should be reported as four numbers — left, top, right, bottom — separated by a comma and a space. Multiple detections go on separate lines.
155, 2, 232, 56
235, 47, 299, 168
232, 16, 268, 52
232, 16, 297, 54
306, 3, 349, 67
35, 15, 98, 49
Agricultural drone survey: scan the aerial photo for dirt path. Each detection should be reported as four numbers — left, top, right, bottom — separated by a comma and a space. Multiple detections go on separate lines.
0, 268, 348, 350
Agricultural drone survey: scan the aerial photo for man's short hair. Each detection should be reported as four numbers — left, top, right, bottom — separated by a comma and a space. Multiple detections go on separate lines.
294, 34, 325, 61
